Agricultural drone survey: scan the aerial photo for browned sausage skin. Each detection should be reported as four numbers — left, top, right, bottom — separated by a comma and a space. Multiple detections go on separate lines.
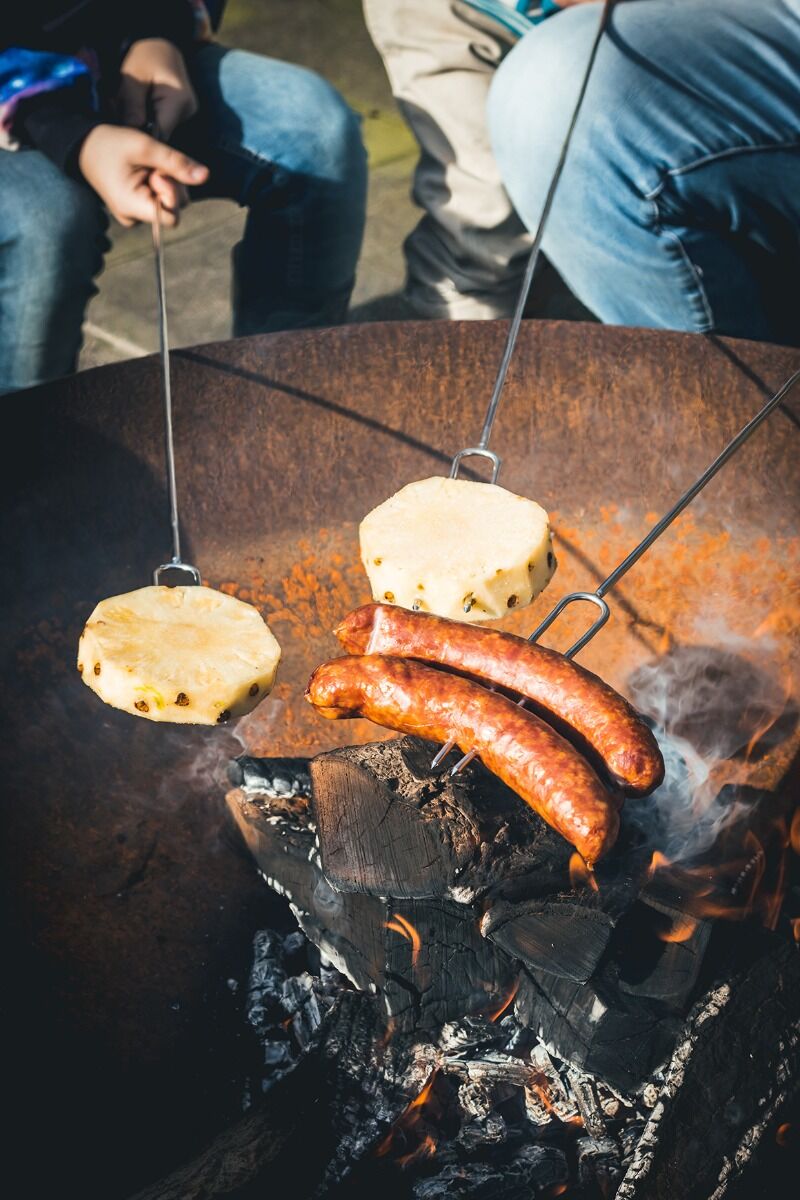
334, 604, 664, 798
306, 655, 620, 864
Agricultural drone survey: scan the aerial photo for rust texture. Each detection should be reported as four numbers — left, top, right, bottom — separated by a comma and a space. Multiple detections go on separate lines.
1, 320, 799, 1193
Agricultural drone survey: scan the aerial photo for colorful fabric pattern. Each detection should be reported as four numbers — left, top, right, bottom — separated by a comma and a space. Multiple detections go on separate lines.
0, 2, 213, 149
0, 47, 95, 147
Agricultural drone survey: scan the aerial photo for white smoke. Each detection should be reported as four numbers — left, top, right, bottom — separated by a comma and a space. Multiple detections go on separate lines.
623, 617, 796, 863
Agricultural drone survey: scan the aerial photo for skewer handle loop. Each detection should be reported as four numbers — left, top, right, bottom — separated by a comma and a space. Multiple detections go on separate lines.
526, 591, 610, 660
449, 447, 502, 483
153, 560, 202, 587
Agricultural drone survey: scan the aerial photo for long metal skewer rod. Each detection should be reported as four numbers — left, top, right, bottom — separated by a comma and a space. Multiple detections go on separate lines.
448, 0, 616, 486
441, 366, 800, 775
431, 0, 615, 761
150, 178, 201, 586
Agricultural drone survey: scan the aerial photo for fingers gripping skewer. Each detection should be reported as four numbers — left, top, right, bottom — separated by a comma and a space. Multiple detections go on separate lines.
440, 367, 800, 776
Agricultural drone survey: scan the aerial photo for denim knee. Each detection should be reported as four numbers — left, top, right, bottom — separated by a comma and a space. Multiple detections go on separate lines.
487, 14, 603, 230
281, 71, 366, 188
217, 49, 367, 189
4, 160, 108, 289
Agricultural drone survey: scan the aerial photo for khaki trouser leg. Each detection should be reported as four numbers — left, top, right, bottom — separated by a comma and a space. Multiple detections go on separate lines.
363, 0, 532, 318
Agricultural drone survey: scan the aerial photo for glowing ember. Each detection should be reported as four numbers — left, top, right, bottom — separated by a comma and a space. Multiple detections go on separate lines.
527, 1073, 583, 1127
791, 918, 800, 943
776, 1122, 793, 1147
569, 851, 599, 893
385, 913, 422, 966
488, 979, 520, 1023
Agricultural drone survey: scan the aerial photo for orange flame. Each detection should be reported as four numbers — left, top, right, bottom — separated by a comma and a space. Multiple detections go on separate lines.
374, 1017, 397, 1053
790, 808, 800, 856
657, 628, 672, 656
488, 979, 520, 1023
647, 850, 672, 878
646, 817, 793, 928
791, 918, 800, 943
375, 1072, 439, 1160
397, 1134, 437, 1169
569, 852, 599, 893
527, 1073, 557, 1117
776, 1122, 793, 1147
743, 667, 794, 763
657, 914, 698, 944
527, 1072, 583, 1127
407, 1075, 437, 1113
386, 914, 422, 966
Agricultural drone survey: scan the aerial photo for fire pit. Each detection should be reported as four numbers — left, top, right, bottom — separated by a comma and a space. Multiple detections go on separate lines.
1, 320, 798, 1198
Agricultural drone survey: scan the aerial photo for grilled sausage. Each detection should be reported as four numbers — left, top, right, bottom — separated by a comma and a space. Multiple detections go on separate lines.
334, 604, 664, 797
306, 655, 620, 863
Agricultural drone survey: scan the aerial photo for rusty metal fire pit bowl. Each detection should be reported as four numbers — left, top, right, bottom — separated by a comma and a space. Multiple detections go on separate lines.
2, 320, 799, 1197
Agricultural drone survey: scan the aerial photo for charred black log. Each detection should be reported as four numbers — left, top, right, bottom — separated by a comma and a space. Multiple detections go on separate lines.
132, 991, 433, 1200
309, 738, 572, 903
616, 894, 713, 1007
228, 785, 386, 994
227, 785, 515, 1032
230, 755, 312, 800
515, 964, 682, 1093
482, 896, 616, 983
617, 935, 800, 1200
383, 898, 516, 1031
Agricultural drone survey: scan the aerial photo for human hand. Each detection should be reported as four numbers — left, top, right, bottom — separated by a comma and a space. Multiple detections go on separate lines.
118, 38, 198, 138
78, 125, 208, 227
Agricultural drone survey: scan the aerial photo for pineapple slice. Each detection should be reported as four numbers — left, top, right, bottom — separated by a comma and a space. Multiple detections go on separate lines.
78, 585, 281, 724
359, 476, 556, 622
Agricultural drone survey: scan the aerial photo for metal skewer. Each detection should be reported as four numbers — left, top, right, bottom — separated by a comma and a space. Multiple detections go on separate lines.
429, 0, 615, 767
440, 366, 800, 776
444, 0, 616, 494
150, 169, 201, 587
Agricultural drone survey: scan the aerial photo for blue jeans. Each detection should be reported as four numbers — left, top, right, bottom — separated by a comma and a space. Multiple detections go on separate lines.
488, 0, 800, 343
0, 45, 367, 395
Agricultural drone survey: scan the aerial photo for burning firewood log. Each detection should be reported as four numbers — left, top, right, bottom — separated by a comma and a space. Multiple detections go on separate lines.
308, 735, 572, 902
227, 778, 515, 1031
481, 896, 616, 984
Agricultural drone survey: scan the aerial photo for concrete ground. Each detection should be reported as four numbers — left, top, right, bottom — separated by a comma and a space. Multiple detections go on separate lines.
80, 0, 420, 370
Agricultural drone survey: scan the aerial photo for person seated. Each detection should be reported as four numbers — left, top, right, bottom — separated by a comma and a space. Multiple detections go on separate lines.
362, 0, 533, 320
487, 0, 800, 344
365, 0, 799, 344
0, 1, 367, 395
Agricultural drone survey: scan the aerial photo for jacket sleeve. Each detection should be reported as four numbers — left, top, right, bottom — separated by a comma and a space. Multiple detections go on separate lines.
4, 3, 211, 176
0, 47, 100, 175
